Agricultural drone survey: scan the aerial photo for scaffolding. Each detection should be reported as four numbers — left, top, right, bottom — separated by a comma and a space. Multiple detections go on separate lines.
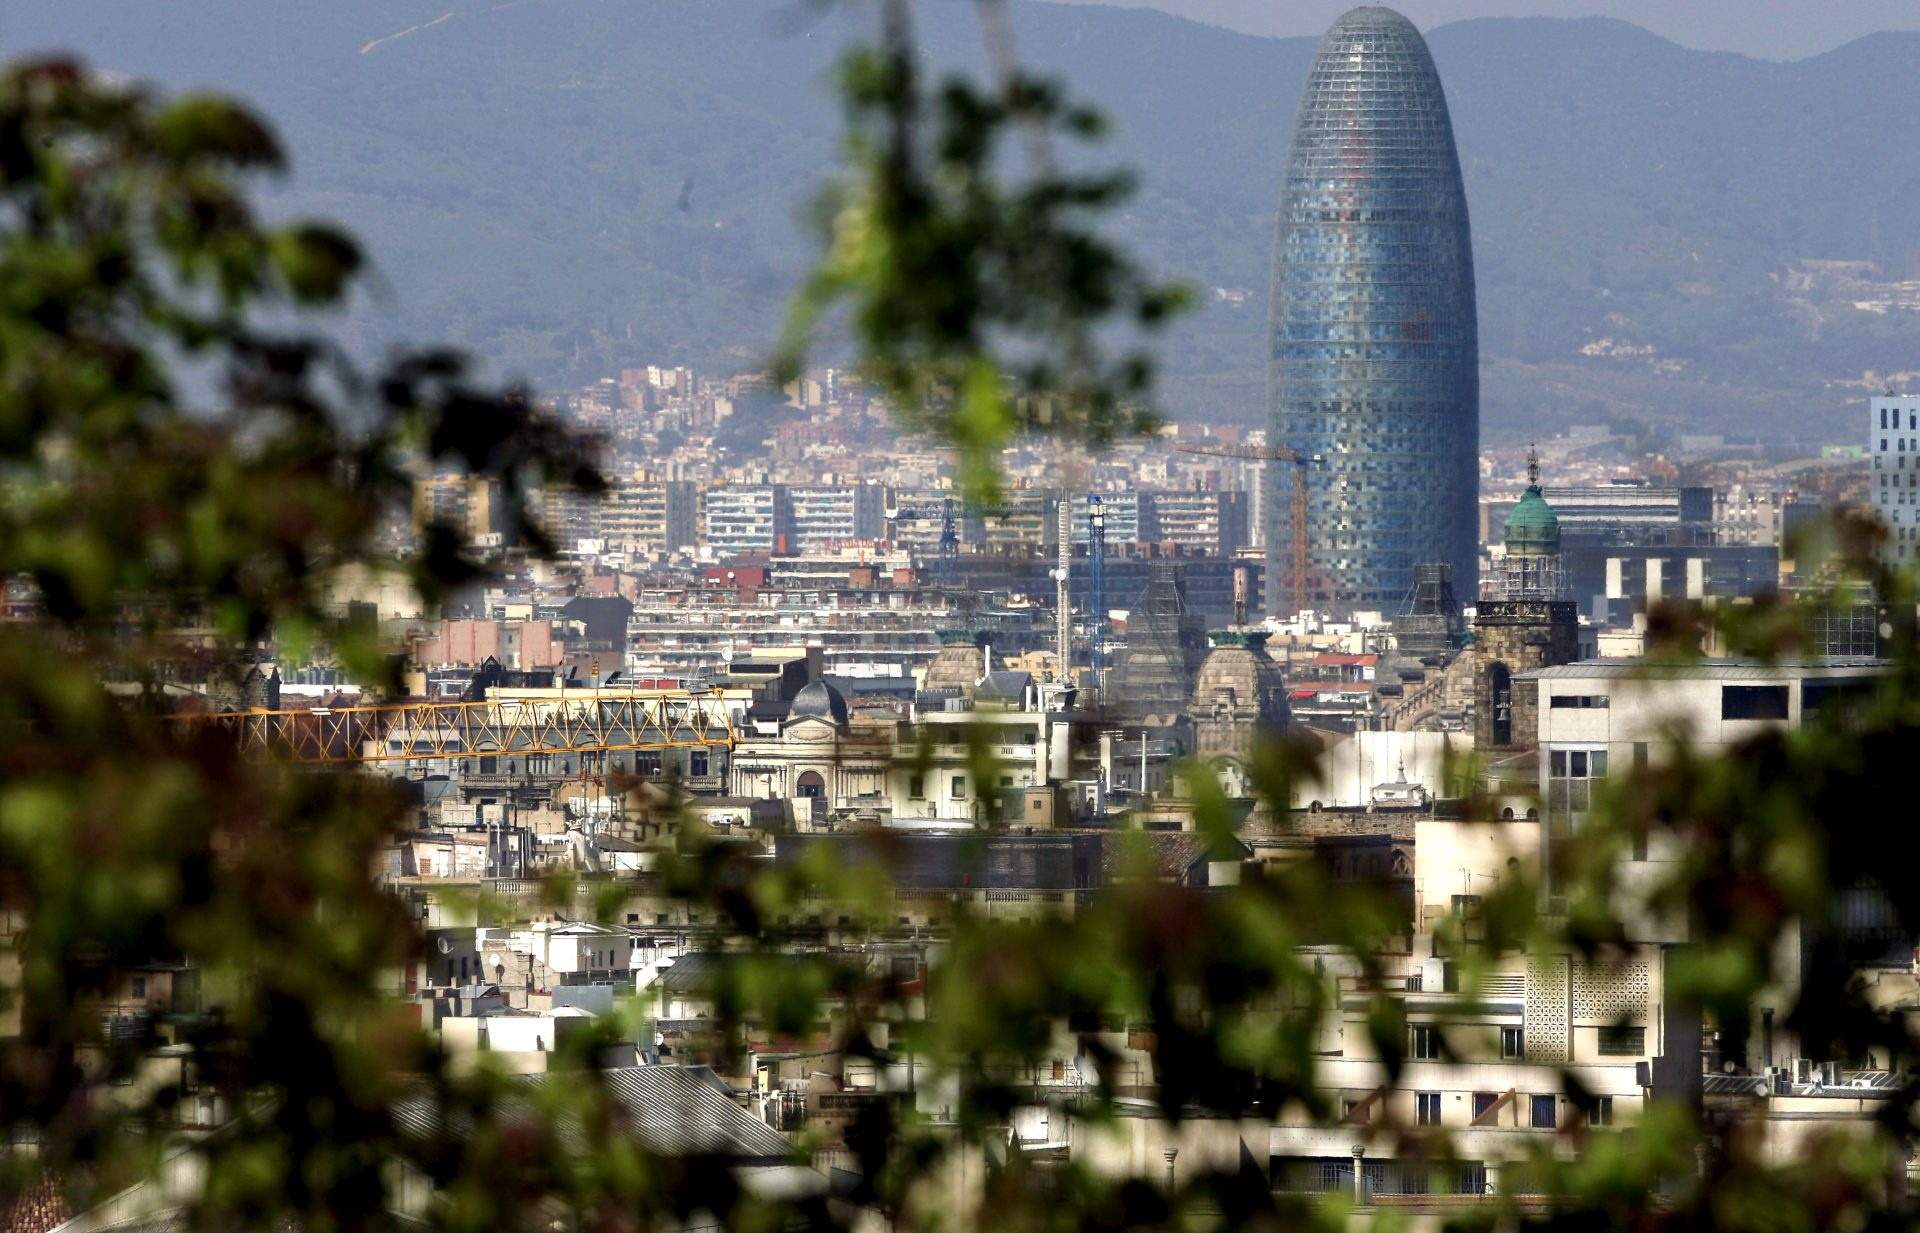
175, 693, 739, 765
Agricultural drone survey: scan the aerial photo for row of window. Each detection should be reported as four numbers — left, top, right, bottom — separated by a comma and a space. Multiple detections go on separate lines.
1410, 1023, 1644, 1060
1398, 1091, 1614, 1128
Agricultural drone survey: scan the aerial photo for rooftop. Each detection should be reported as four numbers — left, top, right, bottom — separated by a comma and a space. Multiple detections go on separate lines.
1522, 657, 1887, 681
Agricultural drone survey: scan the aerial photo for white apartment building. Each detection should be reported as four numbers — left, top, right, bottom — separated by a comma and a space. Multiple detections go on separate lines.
1870, 394, 1920, 566
1066, 492, 1140, 546
785, 484, 885, 549
601, 479, 698, 557
703, 484, 787, 558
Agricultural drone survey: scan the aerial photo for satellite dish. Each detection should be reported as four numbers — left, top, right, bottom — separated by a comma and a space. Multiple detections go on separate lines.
436, 937, 453, 955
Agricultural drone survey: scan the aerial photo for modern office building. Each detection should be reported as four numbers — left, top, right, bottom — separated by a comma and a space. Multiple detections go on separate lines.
1267, 5, 1478, 614
1482, 481, 1714, 548
1870, 394, 1920, 567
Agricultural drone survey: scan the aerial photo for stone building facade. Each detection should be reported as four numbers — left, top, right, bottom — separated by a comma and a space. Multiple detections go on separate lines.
1191, 630, 1290, 771
1473, 600, 1579, 748
1474, 454, 1579, 749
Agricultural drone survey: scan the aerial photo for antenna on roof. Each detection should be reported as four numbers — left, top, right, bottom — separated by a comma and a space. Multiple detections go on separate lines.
1526, 443, 1540, 488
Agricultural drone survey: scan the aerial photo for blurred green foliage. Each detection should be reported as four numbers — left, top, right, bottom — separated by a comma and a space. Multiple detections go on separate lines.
776, 0, 1189, 502
3, 23, 1920, 1233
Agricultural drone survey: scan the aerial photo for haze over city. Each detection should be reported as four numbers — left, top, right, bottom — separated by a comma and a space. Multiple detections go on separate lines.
4, 6, 1920, 1233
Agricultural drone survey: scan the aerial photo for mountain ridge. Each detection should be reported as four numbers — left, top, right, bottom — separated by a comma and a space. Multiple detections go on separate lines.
6, 0, 1918, 443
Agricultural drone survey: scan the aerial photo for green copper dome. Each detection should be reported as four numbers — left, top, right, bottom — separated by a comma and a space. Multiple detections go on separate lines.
1504, 484, 1559, 555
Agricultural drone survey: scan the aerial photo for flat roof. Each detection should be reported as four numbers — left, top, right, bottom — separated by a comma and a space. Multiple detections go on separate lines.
1521, 657, 1887, 681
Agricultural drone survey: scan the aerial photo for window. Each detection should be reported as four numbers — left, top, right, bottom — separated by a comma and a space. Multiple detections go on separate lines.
690, 750, 709, 777
527, 753, 552, 776
950, 775, 966, 800
1416, 1092, 1442, 1126
1590, 1096, 1614, 1126
1722, 684, 1789, 720
1631, 744, 1650, 859
1546, 748, 1607, 871
1549, 694, 1608, 709
1409, 1024, 1440, 1060
1501, 1026, 1524, 1059
131, 976, 147, 999
1804, 678, 1872, 716
907, 773, 925, 799
1530, 1095, 1557, 1129
1472, 1091, 1498, 1121
478, 755, 498, 775
1597, 1025, 1645, 1056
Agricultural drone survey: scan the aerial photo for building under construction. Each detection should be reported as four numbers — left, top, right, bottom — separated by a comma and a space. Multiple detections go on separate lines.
1106, 563, 1209, 722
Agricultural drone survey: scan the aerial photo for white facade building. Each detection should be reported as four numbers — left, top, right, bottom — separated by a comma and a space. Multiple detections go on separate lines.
785, 484, 885, 549
703, 485, 786, 558
1870, 394, 1920, 566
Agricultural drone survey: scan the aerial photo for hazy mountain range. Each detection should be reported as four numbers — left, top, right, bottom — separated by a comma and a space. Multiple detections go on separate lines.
1051, 0, 1920, 61
8, 0, 1920, 445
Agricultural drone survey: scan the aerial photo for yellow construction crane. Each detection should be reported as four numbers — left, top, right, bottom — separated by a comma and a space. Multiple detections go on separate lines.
1172, 440, 1324, 616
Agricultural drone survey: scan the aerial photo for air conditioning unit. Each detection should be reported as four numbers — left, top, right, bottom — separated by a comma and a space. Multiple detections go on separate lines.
1795, 1058, 1813, 1084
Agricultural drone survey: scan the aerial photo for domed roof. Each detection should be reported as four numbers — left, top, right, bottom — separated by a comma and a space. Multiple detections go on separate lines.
1335, 5, 1417, 31
788, 679, 849, 729
1505, 486, 1559, 552
1192, 631, 1289, 723
1504, 450, 1560, 555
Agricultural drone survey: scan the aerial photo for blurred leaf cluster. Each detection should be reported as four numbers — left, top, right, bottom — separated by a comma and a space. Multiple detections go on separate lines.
5, 27, 1920, 1233
776, 0, 1190, 502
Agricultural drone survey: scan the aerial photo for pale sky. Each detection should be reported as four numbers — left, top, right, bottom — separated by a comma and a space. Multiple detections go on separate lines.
1053, 0, 1920, 59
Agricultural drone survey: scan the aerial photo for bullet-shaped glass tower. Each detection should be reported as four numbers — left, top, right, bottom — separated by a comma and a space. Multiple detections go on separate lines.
1267, 5, 1477, 615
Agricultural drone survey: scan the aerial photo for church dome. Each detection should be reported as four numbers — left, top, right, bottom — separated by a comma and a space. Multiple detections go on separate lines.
788, 679, 850, 729
1192, 630, 1289, 727
1504, 484, 1559, 556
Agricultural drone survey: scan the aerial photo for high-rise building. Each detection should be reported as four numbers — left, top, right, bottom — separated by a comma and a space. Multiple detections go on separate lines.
785, 485, 886, 550
1870, 394, 1920, 567
1267, 6, 1478, 614
1142, 492, 1250, 557
602, 479, 699, 558
704, 485, 789, 559
1067, 492, 1140, 547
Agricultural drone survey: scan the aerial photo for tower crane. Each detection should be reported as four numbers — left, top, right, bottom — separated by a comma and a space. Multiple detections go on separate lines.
1172, 441, 1324, 618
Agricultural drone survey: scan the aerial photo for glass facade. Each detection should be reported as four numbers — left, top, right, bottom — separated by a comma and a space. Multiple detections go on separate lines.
1267, 6, 1478, 613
